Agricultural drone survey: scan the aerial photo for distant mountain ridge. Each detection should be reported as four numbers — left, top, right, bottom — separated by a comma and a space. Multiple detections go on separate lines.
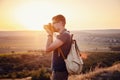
0, 31, 46, 36
0, 29, 120, 36
0, 29, 120, 53
80, 29, 120, 34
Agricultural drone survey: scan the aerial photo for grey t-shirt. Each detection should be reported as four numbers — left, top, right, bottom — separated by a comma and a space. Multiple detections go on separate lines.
52, 29, 71, 72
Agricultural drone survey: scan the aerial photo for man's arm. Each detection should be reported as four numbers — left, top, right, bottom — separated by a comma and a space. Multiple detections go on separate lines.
46, 35, 53, 52
46, 35, 64, 52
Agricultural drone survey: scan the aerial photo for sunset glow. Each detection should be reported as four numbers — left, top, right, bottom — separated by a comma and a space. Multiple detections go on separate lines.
0, 0, 120, 31
13, 1, 58, 30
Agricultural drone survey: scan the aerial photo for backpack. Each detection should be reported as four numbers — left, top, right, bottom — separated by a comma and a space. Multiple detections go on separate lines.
58, 34, 83, 75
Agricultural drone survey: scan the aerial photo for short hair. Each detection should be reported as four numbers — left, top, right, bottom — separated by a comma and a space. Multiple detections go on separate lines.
52, 14, 66, 26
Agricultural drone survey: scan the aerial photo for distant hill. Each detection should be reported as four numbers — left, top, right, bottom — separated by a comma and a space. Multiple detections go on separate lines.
0, 29, 120, 53
80, 29, 120, 34
0, 29, 120, 35
0, 31, 46, 37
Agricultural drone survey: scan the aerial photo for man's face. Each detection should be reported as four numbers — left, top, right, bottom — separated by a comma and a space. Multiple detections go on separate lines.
52, 20, 62, 32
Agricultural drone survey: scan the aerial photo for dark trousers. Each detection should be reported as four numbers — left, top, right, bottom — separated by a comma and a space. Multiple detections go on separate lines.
51, 71, 68, 80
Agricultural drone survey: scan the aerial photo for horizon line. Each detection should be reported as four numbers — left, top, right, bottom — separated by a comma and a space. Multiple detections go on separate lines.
0, 29, 120, 31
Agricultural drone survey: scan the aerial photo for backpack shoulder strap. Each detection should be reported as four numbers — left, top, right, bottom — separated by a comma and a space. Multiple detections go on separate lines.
58, 34, 73, 59
74, 40, 81, 56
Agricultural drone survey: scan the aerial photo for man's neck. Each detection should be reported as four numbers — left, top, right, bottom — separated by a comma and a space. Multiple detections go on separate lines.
59, 28, 66, 34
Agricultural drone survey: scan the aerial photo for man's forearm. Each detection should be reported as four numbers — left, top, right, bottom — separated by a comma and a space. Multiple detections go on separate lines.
46, 35, 53, 52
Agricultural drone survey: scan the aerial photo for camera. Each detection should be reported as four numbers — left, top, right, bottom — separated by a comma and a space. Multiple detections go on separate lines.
44, 23, 56, 32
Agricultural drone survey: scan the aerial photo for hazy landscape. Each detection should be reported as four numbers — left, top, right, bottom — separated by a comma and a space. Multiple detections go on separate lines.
0, 29, 120, 80
0, 29, 120, 54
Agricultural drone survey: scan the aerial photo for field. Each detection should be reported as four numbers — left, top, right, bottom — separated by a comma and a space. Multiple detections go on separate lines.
0, 30, 120, 80
0, 51, 120, 80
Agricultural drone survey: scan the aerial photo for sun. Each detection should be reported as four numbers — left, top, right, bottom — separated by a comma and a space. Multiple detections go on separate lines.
13, 1, 57, 30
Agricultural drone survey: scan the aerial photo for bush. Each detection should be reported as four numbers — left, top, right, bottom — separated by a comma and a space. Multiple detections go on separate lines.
31, 67, 50, 80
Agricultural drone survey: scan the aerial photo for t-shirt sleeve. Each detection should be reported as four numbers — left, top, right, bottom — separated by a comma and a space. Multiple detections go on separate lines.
57, 33, 69, 43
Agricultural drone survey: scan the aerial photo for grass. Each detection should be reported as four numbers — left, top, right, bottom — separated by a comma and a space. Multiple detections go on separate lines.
69, 63, 120, 80
82, 51, 120, 73
0, 52, 51, 80
0, 51, 120, 80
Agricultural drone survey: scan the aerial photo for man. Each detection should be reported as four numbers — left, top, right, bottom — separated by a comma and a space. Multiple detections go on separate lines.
44, 14, 71, 80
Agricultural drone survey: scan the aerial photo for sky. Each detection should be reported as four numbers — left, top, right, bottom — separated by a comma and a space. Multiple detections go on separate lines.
0, 0, 120, 31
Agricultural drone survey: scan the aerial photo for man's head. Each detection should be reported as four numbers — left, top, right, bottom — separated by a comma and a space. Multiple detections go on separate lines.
52, 14, 66, 27
52, 14, 66, 32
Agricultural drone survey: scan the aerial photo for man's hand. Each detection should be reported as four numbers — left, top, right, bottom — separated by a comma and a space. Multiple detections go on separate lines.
44, 23, 54, 36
